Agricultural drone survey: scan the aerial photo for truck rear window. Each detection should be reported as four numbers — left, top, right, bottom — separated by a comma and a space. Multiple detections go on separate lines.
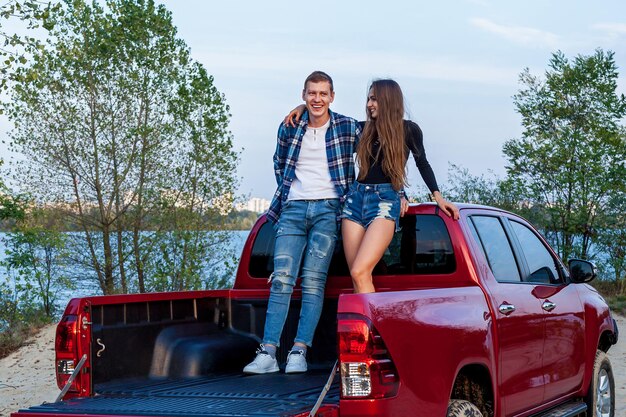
248, 214, 455, 278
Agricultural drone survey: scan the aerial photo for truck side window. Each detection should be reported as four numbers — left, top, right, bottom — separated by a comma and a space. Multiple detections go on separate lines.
509, 220, 561, 284
470, 216, 521, 282
249, 215, 455, 278
248, 221, 350, 278
382, 214, 456, 275
248, 221, 276, 278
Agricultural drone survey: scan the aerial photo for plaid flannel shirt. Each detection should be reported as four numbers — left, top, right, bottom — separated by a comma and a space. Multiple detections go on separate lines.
266, 110, 361, 224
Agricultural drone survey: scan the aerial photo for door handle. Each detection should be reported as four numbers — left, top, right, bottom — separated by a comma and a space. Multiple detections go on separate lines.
498, 303, 516, 315
542, 301, 556, 312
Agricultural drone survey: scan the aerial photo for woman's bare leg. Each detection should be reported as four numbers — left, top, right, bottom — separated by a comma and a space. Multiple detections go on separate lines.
342, 219, 366, 270
349, 219, 395, 294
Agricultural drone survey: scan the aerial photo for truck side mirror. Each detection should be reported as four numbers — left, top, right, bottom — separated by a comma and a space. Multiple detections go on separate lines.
568, 259, 596, 283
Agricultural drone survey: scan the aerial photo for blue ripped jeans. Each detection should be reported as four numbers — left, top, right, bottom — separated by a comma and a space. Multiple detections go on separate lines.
262, 199, 340, 347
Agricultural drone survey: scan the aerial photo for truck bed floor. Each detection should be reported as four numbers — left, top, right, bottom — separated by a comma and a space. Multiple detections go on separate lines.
18, 371, 339, 417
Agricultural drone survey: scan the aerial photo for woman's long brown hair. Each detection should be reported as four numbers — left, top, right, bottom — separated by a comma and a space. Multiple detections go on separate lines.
356, 79, 408, 191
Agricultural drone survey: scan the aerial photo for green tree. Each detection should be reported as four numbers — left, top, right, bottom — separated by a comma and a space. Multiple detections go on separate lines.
445, 164, 553, 235
6, 0, 239, 295
0, 158, 28, 340
446, 164, 523, 210
0, 196, 64, 356
0, 0, 58, 92
2, 209, 72, 317
595, 189, 626, 294
0, 160, 25, 222
503, 49, 626, 261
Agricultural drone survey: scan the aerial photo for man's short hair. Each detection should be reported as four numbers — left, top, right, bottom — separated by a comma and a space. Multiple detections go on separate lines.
303, 71, 334, 92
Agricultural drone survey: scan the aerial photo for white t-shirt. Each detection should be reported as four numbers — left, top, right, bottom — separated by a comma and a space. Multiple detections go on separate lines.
288, 119, 337, 200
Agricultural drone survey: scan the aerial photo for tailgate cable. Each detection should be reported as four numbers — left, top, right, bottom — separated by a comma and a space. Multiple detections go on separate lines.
54, 354, 88, 402
309, 360, 339, 417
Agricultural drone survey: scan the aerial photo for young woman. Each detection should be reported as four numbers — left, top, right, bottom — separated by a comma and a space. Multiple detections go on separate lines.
286, 79, 459, 293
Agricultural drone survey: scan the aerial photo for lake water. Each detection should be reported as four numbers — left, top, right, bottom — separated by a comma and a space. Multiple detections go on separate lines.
0, 230, 251, 314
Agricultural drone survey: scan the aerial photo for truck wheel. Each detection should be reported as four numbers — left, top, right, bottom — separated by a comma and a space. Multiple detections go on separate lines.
447, 399, 483, 417
585, 350, 615, 417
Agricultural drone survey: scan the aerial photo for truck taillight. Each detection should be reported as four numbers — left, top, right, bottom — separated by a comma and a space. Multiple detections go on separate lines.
338, 315, 399, 399
56, 315, 79, 392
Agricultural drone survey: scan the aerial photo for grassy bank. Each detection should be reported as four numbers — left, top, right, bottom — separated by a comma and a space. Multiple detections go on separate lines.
0, 317, 53, 360
592, 280, 626, 316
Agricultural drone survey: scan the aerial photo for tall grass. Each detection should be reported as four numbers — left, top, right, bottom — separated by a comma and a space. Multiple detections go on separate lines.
0, 315, 53, 359
591, 280, 626, 316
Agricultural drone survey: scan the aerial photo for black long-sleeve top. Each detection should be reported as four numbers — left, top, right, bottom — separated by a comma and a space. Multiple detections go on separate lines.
360, 120, 439, 193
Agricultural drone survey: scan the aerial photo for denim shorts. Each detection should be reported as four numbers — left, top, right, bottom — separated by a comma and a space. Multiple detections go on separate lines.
341, 182, 401, 231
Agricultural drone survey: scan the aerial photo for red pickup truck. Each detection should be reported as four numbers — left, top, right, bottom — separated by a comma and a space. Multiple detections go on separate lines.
10, 203, 619, 417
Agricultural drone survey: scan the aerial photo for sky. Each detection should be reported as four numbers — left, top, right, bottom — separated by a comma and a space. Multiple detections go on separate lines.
3, 0, 626, 200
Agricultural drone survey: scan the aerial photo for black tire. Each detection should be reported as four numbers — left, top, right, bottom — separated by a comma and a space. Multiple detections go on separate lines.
585, 350, 615, 417
447, 399, 483, 417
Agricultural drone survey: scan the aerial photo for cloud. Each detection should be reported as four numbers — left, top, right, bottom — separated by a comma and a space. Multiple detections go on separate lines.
470, 17, 560, 49
591, 23, 626, 40
195, 47, 518, 87
356, 53, 518, 86
466, 0, 490, 6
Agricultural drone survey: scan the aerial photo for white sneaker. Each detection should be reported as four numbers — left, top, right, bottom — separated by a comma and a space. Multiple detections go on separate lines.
243, 346, 279, 374
285, 349, 307, 374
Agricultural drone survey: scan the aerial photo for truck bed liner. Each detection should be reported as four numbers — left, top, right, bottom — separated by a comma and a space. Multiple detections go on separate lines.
17, 371, 339, 417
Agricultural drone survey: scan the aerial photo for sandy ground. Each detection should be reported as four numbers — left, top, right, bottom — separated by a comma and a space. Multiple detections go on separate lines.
1, 316, 625, 417
1, 325, 57, 416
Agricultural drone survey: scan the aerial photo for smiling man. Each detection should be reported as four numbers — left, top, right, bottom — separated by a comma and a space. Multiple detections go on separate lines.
243, 71, 362, 374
